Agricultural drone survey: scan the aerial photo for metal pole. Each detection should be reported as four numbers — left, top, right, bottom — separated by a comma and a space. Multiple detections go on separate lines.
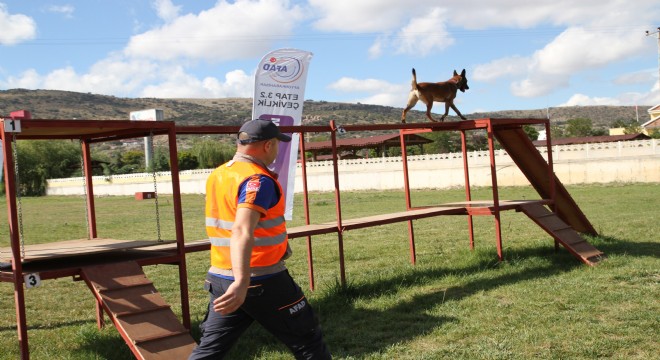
298, 133, 316, 291
399, 130, 416, 265
646, 27, 660, 92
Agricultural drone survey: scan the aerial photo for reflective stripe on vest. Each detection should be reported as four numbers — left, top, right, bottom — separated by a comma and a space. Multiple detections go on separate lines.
205, 216, 286, 230
208, 231, 287, 247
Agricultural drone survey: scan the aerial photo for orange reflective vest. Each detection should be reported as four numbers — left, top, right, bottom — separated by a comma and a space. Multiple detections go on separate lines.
205, 160, 288, 269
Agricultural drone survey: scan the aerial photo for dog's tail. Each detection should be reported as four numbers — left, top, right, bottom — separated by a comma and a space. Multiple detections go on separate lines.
411, 68, 418, 90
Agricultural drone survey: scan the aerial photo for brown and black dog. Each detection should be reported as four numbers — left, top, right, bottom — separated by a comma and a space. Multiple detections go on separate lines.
401, 68, 469, 123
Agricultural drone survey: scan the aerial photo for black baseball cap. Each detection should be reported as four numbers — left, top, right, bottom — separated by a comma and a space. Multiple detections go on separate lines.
237, 119, 292, 144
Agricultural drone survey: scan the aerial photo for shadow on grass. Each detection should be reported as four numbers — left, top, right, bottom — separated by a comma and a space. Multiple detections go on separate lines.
66, 243, 596, 359
0, 318, 96, 332
588, 234, 660, 259
184, 245, 581, 359
67, 235, 656, 359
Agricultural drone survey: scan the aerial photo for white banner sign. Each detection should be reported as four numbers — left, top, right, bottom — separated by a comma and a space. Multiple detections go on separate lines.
252, 48, 313, 220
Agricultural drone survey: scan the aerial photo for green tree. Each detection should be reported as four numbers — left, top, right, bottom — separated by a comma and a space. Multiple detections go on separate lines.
422, 131, 461, 153
611, 119, 632, 128
648, 129, 660, 139
192, 139, 233, 169
102, 149, 145, 175
523, 125, 539, 141
623, 123, 643, 135
151, 148, 171, 172
565, 118, 593, 137
177, 151, 199, 171
550, 123, 565, 139
11, 140, 81, 196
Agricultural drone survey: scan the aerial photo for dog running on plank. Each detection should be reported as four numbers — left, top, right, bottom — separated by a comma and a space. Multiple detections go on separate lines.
401, 68, 469, 123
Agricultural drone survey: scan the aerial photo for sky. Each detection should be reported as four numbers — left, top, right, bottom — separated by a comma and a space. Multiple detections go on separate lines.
1, 0, 660, 117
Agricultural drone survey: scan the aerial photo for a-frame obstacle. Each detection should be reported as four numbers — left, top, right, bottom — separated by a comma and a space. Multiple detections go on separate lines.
493, 126, 603, 263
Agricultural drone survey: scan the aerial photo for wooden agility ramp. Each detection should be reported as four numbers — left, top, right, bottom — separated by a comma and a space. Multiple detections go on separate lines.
81, 261, 196, 359
519, 202, 604, 265
492, 126, 604, 264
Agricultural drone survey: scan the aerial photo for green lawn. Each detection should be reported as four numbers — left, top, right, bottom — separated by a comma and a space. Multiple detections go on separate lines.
0, 183, 658, 359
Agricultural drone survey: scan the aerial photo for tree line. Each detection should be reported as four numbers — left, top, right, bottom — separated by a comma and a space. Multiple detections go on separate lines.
3, 139, 235, 196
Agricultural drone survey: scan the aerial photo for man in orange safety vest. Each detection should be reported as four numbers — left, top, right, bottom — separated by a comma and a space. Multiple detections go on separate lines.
189, 119, 331, 359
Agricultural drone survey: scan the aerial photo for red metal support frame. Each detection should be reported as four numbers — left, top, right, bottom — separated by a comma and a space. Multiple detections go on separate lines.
298, 132, 316, 290
399, 130, 417, 265
167, 125, 191, 329
329, 121, 346, 286
460, 129, 475, 250
81, 140, 98, 239
486, 121, 504, 261
1, 127, 29, 360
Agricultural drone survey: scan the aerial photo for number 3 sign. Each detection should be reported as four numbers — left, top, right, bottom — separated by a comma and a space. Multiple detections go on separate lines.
24, 273, 41, 288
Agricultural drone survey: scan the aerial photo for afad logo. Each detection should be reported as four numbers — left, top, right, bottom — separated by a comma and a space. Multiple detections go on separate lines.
262, 56, 304, 84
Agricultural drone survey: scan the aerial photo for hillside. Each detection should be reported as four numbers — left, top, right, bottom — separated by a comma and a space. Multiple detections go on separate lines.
0, 89, 649, 130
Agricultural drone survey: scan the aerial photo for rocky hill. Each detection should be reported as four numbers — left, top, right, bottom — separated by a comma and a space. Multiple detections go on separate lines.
0, 89, 649, 130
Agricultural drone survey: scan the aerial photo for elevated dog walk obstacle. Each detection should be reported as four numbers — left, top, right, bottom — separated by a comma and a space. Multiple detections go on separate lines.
81, 261, 196, 359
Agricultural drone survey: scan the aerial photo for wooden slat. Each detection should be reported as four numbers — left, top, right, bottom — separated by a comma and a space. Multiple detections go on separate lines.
115, 309, 188, 344
83, 261, 153, 292
0, 238, 175, 263
101, 286, 169, 316
137, 333, 197, 360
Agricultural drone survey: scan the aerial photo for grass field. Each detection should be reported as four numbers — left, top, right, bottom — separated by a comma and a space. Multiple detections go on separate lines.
0, 183, 658, 359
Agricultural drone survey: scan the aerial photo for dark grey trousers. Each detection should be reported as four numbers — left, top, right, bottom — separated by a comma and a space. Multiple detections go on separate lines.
189, 270, 331, 359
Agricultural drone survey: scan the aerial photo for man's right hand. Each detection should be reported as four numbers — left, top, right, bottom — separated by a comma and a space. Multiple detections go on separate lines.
213, 280, 249, 315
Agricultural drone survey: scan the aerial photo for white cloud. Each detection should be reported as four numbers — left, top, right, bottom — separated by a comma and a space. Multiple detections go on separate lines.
511, 73, 569, 98
479, 24, 653, 97
327, 76, 409, 107
560, 84, 660, 107
152, 0, 181, 22
473, 56, 530, 82
356, 92, 406, 107
1, 69, 41, 88
0, 56, 253, 99
393, 8, 453, 56
613, 69, 657, 86
368, 37, 385, 58
328, 77, 400, 93
308, 1, 660, 35
0, 4, 37, 45
124, 0, 305, 62
559, 94, 621, 106
534, 27, 645, 75
309, 0, 411, 33
46, 5, 75, 18
140, 69, 252, 98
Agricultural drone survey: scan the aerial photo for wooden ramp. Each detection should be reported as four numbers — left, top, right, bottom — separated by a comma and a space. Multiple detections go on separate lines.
519, 202, 605, 265
493, 126, 597, 235
81, 261, 196, 359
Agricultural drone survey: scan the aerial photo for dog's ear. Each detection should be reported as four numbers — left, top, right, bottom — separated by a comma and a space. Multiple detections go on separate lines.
461, 69, 466, 77
453, 70, 459, 76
